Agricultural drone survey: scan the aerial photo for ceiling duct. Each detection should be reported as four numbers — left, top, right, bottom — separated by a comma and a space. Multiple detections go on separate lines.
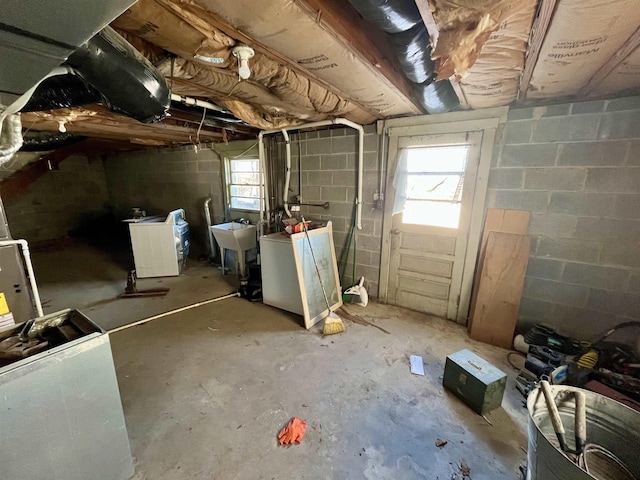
348, 0, 458, 113
415, 80, 459, 114
387, 21, 435, 84
346, 0, 422, 33
21, 75, 101, 113
64, 26, 171, 123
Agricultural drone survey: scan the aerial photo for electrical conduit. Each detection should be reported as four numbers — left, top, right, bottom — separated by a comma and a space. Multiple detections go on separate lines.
282, 129, 292, 218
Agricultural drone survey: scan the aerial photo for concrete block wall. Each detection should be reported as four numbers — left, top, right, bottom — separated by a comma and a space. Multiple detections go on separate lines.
489, 96, 640, 339
104, 145, 225, 256
4, 154, 110, 244
275, 125, 383, 297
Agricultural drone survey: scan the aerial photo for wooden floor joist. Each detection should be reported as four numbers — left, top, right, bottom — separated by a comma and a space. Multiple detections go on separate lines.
518, 0, 557, 101
580, 26, 640, 96
20, 106, 226, 145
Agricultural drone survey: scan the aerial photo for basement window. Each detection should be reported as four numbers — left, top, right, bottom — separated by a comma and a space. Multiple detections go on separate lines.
227, 158, 261, 211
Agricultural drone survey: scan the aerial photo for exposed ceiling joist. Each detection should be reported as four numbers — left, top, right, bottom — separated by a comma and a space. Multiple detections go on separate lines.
581, 26, 640, 97
21, 106, 227, 145
158, 0, 385, 121
414, 0, 439, 49
518, 0, 557, 101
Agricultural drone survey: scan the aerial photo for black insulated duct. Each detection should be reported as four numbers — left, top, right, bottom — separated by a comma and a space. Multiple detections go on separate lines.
388, 21, 434, 84
21, 74, 101, 112
21, 132, 86, 152
347, 0, 421, 33
348, 0, 460, 114
415, 80, 460, 114
64, 26, 170, 123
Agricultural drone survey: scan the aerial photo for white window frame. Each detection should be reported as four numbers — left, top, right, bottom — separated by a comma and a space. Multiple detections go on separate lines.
225, 156, 261, 212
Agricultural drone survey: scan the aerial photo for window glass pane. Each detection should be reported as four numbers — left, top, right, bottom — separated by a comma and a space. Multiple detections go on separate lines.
231, 172, 260, 185
231, 197, 260, 210
230, 185, 260, 197
406, 174, 463, 201
406, 146, 468, 173
231, 159, 259, 172
228, 157, 260, 211
403, 200, 461, 229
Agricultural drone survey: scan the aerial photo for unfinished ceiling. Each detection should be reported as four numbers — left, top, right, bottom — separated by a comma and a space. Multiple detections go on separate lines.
9, 0, 640, 147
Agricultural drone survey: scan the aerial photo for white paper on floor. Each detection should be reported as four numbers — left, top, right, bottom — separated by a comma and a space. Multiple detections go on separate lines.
410, 355, 425, 376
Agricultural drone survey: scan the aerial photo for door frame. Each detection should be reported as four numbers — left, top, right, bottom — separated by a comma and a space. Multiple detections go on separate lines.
378, 108, 508, 324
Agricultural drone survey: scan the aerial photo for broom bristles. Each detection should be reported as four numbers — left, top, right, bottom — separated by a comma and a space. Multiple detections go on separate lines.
323, 311, 345, 335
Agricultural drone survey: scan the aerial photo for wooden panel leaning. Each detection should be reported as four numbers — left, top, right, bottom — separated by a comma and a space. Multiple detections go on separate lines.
468, 231, 530, 348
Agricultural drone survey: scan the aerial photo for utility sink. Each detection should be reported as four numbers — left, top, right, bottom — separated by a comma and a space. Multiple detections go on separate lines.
211, 222, 257, 276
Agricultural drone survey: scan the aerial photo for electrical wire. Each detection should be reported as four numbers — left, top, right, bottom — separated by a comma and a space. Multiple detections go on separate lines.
229, 142, 258, 159
195, 107, 207, 145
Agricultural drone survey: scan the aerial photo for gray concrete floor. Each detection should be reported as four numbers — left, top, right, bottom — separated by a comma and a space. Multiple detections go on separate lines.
34, 242, 528, 480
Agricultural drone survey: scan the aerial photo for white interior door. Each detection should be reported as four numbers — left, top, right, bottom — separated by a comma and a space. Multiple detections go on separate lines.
385, 131, 483, 320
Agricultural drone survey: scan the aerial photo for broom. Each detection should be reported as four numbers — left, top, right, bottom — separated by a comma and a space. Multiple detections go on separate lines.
301, 217, 345, 335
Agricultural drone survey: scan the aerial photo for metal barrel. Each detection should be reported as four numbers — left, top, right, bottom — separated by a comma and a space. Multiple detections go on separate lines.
527, 384, 640, 480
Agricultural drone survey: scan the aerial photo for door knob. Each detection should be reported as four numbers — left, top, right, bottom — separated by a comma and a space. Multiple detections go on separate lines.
391, 228, 401, 235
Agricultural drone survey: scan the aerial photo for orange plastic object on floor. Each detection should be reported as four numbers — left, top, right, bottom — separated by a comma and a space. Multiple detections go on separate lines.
277, 417, 307, 445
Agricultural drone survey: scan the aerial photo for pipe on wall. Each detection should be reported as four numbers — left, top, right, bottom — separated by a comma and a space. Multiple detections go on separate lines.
0, 239, 44, 318
258, 118, 364, 231
281, 129, 292, 218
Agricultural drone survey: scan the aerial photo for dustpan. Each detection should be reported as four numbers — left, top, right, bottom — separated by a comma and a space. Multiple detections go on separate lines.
344, 276, 368, 307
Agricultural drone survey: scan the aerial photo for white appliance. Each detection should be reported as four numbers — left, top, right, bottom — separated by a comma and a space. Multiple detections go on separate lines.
260, 223, 342, 329
260, 232, 304, 315
127, 209, 190, 278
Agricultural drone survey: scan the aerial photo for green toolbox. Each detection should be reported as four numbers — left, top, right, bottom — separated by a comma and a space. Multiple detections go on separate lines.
443, 349, 507, 415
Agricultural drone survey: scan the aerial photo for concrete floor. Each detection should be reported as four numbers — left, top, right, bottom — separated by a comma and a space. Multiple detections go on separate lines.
34, 242, 528, 480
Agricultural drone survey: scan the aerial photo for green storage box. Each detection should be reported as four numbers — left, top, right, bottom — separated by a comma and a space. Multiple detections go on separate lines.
443, 349, 507, 415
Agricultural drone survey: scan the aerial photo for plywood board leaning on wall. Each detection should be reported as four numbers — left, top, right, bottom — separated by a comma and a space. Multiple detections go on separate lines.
468, 208, 530, 321
468, 232, 530, 349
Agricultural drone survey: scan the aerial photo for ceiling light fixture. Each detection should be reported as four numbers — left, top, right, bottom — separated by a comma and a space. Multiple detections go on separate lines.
232, 44, 255, 80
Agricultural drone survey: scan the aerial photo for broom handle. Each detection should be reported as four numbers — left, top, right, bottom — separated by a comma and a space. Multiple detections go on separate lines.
301, 217, 332, 311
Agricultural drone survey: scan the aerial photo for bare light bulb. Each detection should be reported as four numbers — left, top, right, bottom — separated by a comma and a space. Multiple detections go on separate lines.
238, 59, 251, 80
232, 44, 255, 80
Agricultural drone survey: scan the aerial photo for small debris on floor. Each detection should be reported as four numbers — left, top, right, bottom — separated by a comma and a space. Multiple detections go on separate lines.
436, 438, 448, 448
410, 355, 425, 376
459, 460, 471, 478
277, 417, 307, 445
